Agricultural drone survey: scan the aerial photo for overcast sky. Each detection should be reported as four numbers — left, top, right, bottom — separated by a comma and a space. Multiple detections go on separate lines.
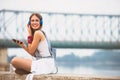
0, 0, 120, 15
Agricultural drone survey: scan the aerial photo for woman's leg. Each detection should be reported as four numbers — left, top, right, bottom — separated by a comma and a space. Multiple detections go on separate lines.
11, 57, 32, 72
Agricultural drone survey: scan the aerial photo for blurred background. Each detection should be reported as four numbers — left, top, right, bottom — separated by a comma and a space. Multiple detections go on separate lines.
0, 0, 120, 76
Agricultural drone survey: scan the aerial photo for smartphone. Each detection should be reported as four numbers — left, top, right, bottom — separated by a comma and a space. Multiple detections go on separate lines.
12, 39, 23, 44
28, 21, 30, 25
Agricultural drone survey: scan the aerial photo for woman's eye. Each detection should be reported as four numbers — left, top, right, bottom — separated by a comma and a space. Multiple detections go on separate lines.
31, 20, 34, 22
36, 20, 39, 22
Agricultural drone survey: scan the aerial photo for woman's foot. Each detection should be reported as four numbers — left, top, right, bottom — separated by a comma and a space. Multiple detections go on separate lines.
15, 69, 31, 75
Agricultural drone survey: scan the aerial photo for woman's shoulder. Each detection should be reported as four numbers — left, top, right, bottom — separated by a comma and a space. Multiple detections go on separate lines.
34, 30, 45, 39
34, 30, 43, 35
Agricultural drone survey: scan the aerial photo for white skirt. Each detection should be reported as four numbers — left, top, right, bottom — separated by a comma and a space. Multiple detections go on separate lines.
30, 57, 57, 74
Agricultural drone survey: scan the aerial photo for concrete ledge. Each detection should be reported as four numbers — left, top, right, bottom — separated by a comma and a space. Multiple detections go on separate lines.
0, 64, 10, 71
0, 72, 120, 80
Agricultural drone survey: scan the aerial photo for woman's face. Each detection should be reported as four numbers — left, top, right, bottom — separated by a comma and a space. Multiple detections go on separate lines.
30, 15, 40, 30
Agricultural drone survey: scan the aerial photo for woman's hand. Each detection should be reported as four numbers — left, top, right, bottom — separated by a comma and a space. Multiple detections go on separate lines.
12, 39, 25, 48
12, 39, 30, 54
27, 24, 32, 36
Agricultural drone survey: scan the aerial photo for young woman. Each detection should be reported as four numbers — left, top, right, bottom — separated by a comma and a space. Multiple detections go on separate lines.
11, 13, 57, 74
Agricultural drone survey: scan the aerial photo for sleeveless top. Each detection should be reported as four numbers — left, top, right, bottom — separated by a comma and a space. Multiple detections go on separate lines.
34, 38, 51, 60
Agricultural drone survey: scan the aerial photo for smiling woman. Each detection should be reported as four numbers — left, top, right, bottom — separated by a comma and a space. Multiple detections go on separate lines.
10, 13, 57, 79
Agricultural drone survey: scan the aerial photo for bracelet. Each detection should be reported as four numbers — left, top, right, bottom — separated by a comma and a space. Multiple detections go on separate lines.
28, 36, 33, 44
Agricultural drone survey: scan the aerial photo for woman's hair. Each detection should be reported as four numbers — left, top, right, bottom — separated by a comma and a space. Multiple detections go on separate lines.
29, 13, 43, 36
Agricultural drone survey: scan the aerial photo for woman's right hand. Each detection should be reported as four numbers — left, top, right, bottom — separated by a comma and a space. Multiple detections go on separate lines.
27, 24, 32, 36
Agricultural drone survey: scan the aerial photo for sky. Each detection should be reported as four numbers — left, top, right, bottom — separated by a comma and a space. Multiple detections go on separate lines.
1, 0, 120, 57
0, 0, 120, 15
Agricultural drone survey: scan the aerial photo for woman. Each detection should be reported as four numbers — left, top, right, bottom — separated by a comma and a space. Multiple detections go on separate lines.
11, 13, 57, 75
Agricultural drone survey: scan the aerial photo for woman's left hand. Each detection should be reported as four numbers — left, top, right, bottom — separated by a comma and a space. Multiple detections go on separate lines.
12, 39, 25, 48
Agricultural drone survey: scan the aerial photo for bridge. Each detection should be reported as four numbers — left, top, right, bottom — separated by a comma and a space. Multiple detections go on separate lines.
0, 9, 120, 49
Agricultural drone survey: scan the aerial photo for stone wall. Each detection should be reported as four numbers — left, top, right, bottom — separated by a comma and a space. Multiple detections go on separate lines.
0, 64, 9, 71
0, 72, 120, 80
0, 48, 8, 65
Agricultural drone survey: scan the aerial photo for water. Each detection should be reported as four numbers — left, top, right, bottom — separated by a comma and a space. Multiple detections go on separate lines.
7, 48, 120, 76
56, 49, 120, 76
57, 62, 120, 76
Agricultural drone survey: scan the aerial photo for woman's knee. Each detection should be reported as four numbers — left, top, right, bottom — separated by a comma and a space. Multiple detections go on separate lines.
11, 57, 19, 65
11, 57, 32, 71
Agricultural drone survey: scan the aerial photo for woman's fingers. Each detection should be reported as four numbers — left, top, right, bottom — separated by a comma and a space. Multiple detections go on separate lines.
16, 40, 23, 44
20, 41, 23, 44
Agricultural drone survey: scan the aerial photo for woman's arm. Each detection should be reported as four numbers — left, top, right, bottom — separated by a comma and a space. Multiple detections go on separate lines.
14, 31, 44, 56
26, 31, 44, 55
